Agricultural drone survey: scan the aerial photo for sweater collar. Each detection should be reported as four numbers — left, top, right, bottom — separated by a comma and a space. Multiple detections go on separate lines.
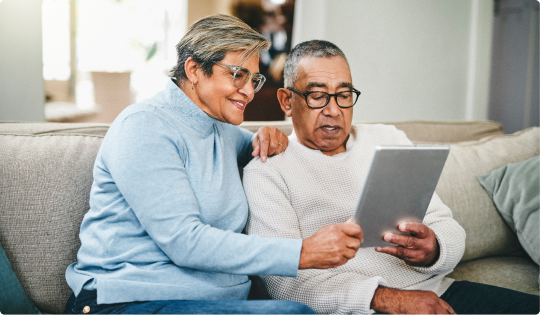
162, 78, 217, 135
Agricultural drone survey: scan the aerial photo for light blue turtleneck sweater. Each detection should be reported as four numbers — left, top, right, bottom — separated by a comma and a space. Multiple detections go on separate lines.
65, 79, 302, 305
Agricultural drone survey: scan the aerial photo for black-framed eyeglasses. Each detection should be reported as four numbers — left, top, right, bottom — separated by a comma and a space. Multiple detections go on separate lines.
287, 87, 361, 109
215, 62, 266, 93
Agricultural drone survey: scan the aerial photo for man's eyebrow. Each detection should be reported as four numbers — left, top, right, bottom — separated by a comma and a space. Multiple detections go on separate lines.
306, 82, 327, 90
340, 82, 354, 89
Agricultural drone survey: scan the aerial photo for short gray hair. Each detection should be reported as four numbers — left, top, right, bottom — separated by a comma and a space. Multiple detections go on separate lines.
171, 14, 270, 84
283, 40, 349, 88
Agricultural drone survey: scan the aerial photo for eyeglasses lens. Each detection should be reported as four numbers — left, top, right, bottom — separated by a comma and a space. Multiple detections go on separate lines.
232, 69, 265, 93
306, 91, 358, 108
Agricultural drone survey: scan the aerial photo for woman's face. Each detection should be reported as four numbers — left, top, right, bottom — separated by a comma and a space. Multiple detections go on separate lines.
193, 51, 260, 126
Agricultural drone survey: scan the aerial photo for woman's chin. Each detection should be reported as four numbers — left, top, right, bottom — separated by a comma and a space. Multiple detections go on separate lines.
223, 113, 244, 126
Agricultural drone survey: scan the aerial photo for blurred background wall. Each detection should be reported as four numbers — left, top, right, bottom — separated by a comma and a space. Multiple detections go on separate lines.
0, 0, 45, 122
293, 0, 495, 124
0, 0, 537, 133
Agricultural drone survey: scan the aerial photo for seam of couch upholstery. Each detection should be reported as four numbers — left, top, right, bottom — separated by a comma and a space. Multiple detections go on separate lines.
367, 120, 503, 126
452, 127, 537, 145
31, 127, 109, 135
0, 133, 105, 139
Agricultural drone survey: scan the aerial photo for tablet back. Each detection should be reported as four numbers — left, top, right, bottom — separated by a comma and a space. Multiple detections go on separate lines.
352, 145, 449, 247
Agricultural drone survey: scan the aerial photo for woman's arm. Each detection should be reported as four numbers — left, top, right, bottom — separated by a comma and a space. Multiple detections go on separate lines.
104, 112, 301, 277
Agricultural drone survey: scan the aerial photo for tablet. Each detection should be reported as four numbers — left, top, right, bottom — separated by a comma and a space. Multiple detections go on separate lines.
352, 145, 449, 248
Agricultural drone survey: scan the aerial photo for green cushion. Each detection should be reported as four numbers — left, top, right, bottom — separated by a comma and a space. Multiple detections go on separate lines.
0, 241, 41, 314
477, 155, 540, 266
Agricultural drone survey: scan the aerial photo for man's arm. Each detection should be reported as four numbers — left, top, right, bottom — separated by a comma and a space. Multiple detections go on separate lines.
371, 287, 456, 314
244, 163, 384, 314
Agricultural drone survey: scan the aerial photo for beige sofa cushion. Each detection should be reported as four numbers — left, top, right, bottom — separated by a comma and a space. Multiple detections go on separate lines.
0, 133, 104, 314
435, 127, 540, 262
449, 255, 539, 295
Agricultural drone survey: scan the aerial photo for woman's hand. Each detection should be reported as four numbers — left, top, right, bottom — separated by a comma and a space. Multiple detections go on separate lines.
252, 127, 289, 162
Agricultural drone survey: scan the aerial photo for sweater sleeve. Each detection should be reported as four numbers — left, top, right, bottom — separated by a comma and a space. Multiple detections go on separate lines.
244, 162, 388, 314
104, 112, 301, 277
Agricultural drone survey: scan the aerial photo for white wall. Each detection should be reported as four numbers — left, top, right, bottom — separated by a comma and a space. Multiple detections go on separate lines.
292, 0, 494, 122
0, 0, 45, 122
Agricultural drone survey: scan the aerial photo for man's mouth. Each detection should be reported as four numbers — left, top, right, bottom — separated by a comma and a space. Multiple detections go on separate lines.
231, 100, 246, 111
320, 125, 341, 133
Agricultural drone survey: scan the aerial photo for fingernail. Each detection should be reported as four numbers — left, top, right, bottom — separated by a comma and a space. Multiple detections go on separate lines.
383, 234, 391, 242
399, 223, 406, 231
262, 156, 267, 162
375, 247, 381, 252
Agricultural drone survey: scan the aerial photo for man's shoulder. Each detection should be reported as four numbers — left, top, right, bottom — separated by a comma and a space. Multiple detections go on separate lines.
354, 123, 401, 134
353, 123, 410, 144
244, 138, 303, 173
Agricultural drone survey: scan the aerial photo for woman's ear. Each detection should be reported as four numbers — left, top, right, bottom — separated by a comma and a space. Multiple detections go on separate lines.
277, 88, 293, 117
184, 57, 199, 86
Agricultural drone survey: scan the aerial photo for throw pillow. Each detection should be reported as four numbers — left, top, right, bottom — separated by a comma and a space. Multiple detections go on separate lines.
0, 241, 41, 314
477, 156, 539, 266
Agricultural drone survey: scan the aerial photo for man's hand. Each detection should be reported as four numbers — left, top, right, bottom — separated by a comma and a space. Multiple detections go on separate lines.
375, 222, 439, 267
299, 221, 363, 269
252, 127, 289, 162
371, 287, 456, 314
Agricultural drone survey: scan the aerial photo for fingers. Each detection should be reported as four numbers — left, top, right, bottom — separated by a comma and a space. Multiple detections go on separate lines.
257, 135, 270, 162
299, 223, 362, 269
383, 232, 418, 248
340, 222, 363, 241
252, 127, 289, 162
251, 139, 260, 157
398, 222, 429, 239
375, 245, 415, 260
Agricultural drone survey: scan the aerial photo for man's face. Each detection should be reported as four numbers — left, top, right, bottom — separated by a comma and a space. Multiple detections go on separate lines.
279, 56, 354, 156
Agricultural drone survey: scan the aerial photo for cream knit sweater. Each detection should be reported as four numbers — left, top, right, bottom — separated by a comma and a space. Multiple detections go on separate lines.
244, 124, 466, 314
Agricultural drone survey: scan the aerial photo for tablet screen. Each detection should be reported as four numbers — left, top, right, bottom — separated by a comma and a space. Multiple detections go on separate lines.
352, 145, 449, 247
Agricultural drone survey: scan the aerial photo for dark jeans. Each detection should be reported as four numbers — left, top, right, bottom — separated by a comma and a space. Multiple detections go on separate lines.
440, 281, 539, 314
63, 289, 315, 314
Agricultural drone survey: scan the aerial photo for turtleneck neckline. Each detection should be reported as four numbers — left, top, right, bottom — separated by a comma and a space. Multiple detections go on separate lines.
164, 79, 218, 135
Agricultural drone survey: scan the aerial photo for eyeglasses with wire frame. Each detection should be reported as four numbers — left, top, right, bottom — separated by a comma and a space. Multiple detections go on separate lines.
287, 87, 361, 109
215, 62, 266, 93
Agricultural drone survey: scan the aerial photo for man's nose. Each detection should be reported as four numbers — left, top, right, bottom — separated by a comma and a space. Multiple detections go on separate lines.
322, 96, 340, 117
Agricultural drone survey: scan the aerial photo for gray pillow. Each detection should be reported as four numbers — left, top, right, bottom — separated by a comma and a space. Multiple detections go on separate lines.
477, 155, 539, 266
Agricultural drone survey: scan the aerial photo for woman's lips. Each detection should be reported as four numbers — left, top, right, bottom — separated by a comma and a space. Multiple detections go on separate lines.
230, 99, 246, 111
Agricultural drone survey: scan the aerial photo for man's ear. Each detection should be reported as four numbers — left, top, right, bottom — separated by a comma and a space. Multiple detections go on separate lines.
277, 88, 293, 117
184, 57, 199, 85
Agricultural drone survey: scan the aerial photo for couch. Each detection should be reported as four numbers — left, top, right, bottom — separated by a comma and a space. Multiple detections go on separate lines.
0, 120, 538, 314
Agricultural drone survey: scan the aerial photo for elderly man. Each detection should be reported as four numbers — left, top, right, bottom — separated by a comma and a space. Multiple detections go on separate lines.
243, 40, 539, 314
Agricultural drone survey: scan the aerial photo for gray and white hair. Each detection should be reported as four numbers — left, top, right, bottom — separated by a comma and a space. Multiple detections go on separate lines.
170, 14, 270, 85
283, 40, 349, 88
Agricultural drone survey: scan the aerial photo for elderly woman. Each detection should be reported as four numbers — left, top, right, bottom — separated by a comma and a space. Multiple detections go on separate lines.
64, 14, 362, 314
